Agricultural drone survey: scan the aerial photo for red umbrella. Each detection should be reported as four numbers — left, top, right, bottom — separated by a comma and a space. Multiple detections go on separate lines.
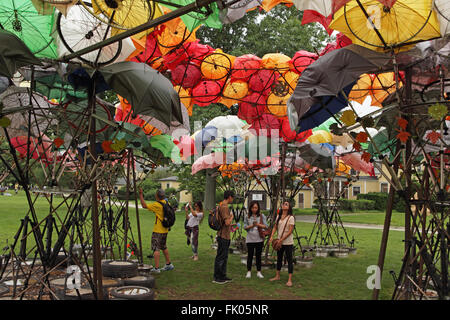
171, 63, 202, 88
250, 113, 280, 136
130, 33, 164, 69
192, 80, 222, 106
184, 40, 215, 65
238, 92, 267, 124
319, 33, 352, 56
11, 135, 54, 164
248, 69, 279, 95
289, 50, 318, 74
232, 54, 262, 80
163, 46, 189, 70
302, 10, 333, 35
280, 118, 312, 143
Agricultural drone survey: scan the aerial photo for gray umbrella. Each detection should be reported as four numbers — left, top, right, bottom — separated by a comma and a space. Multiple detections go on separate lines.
296, 142, 335, 171
0, 30, 42, 78
99, 61, 183, 128
287, 44, 392, 132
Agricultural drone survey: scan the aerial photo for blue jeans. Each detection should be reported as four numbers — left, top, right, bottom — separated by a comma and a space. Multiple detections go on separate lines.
214, 236, 230, 280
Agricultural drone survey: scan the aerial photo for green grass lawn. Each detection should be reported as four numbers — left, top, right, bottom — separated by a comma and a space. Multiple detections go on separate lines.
339, 211, 406, 227
0, 192, 405, 300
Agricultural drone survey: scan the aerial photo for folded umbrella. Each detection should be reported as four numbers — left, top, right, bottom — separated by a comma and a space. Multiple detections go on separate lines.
297, 141, 336, 170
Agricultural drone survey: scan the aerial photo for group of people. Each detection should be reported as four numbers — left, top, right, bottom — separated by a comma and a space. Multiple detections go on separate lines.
138, 188, 296, 287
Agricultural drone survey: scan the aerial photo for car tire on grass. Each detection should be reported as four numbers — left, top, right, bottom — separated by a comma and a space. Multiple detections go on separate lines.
110, 286, 154, 300
123, 275, 155, 289
102, 261, 138, 278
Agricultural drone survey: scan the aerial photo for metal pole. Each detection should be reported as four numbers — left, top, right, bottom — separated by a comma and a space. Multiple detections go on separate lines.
131, 151, 144, 264
59, 0, 221, 62
124, 150, 131, 260
88, 81, 103, 300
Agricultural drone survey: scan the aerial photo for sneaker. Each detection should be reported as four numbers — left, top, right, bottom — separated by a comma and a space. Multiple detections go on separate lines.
150, 267, 161, 273
257, 271, 264, 279
246, 271, 251, 278
162, 263, 174, 271
193, 255, 198, 261
212, 279, 227, 284
223, 277, 232, 283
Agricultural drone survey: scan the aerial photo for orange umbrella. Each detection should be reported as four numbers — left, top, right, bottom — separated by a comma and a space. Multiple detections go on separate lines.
174, 86, 193, 115
156, 14, 198, 55
349, 72, 400, 107
261, 53, 291, 71
219, 80, 249, 108
266, 93, 290, 118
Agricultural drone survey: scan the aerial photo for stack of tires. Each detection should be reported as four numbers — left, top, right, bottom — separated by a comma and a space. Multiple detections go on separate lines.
102, 260, 155, 300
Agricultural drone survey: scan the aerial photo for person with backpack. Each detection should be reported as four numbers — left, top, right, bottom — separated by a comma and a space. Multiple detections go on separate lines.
243, 201, 268, 279
212, 190, 235, 284
184, 201, 204, 261
139, 188, 175, 273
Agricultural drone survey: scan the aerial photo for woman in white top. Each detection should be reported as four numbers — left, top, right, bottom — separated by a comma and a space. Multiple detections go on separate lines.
184, 201, 204, 261
243, 201, 268, 279
269, 201, 295, 287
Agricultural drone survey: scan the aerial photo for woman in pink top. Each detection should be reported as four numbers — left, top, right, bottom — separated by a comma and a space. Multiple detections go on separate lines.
269, 201, 295, 287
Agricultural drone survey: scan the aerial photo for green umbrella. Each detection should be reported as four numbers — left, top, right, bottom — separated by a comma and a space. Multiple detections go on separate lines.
149, 134, 181, 163
99, 61, 183, 127
0, 0, 58, 59
0, 29, 42, 78
312, 117, 337, 132
158, 0, 222, 31
34, 72, 88, 101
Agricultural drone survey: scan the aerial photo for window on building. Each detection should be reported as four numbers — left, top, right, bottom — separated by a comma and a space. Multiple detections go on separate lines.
298, 193, 304, 209
353, 186, 361, 196
166, 183, 170, 189
381, 183, 389, 193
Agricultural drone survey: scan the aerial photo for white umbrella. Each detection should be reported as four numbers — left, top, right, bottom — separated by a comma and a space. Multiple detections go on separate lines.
291, 0, 333, 17
221, 0, 262, 24
434, 0, 450, 36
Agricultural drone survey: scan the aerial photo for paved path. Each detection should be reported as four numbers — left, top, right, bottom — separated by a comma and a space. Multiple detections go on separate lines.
295, 215, 405, 232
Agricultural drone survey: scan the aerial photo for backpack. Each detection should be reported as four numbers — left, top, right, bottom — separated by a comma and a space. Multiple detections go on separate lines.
208, 206, 223, 231
157, 201, 176, 229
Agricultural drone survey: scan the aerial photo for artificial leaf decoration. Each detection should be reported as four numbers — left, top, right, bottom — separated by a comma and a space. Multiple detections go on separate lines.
396, 130, 411, 143
111, 139, 126, 152
361, 151, 372, 163
340, 110, 356, 126
428, 103, 448, 120
102, 140, 114, 153
0, 116, 11, 128
356, 132, 369, 143
397, 117, 408, 130
426, 131, 441, 144
353, 142, 362, 152
329, 123, 344, 135
54, 137, 64, 148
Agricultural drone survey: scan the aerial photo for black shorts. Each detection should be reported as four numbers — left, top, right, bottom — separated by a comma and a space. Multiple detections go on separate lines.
151, 232, 168, 251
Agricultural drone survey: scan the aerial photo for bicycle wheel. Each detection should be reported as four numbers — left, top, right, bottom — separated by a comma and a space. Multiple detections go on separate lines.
56, 2, 122, 66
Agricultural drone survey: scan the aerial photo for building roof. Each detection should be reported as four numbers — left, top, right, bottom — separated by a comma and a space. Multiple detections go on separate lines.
158, 176, 179, 182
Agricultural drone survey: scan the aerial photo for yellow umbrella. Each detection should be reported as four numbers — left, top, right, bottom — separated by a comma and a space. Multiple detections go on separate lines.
336, 160, 351, 176
330, 0, 441, 52
219, 80, 249, 108
174, 86, 193, 116
157, 10, 198, 55
201, 49, 234, 80
90, 0, 163, 39
307, 130, 332, 144
349, 72, 401, 107
261, 53, 291, 71
279, 71, 299, 93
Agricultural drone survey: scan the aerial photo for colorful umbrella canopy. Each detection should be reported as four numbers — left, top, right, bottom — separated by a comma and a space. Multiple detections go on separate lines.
149, 134, 181, 162
289, 50, 319, 74
194, 126, 218, 147
434, 0, 450, 36
0, 29, 42, 78
0, 0, 58, 58
330, 0, 441, 52
249, 69, 279, 94
280, 118, 313, 143
219, 80, 249, 108
348, 72, 401, 107
238, 92, 267, 124
201, 50, 233, 80
191, 151, 226, 174
261, 53, 291, 71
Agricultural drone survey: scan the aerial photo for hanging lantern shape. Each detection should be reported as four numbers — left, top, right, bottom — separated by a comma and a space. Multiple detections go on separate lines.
192, 80, 222, 106
237, 92, 267, 124
200, 50, 234, 80
232, 54, 262, 80
171, 63, 202, 88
